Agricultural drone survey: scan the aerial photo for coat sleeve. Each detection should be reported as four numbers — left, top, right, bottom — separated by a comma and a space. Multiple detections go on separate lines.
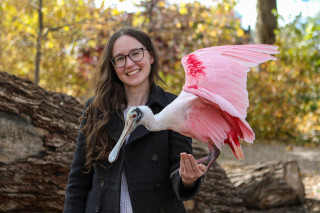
168, 130, 202, 201
63, 99, 94, 213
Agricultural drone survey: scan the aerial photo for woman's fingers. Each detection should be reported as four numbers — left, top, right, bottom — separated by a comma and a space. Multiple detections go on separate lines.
187, 154, 205, 176
198, 163, 206, 174
182, 154, 195, 175
180, 153, 206, 180
179, 152, 187, 175
187, 154, 202, 175
179, 153, 207, 188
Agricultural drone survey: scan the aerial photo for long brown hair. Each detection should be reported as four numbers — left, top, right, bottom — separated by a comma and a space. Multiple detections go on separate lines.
82, 27, 161, 172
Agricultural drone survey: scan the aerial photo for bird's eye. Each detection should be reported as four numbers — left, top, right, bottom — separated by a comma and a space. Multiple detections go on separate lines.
130, 108, 142, 122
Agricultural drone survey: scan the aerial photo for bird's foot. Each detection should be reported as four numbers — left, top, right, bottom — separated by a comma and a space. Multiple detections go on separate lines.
197, 146, 221, 183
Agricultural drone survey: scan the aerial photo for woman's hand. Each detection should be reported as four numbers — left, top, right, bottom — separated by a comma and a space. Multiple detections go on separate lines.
179, 152, 206, 188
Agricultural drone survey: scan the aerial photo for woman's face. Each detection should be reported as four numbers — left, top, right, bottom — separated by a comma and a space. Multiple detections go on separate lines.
112, 35, 154, 91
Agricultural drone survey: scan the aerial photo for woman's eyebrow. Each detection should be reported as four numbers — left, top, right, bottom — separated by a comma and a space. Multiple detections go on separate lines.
113, 47, 144, 57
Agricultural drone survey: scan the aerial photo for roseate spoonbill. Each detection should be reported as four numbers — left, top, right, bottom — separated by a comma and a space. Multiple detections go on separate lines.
108, 44, 279, 177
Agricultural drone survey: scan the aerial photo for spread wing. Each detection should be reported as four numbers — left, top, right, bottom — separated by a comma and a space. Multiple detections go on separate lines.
181, 44, 279, 119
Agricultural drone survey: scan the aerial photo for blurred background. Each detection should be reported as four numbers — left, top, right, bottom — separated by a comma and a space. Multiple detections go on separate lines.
1, 0, 319, 145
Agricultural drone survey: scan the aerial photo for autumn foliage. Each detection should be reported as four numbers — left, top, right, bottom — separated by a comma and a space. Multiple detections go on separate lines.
1, 0, 319, 144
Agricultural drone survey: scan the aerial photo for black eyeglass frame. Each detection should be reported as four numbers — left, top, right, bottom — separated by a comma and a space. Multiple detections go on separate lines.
110, 48, 147, 68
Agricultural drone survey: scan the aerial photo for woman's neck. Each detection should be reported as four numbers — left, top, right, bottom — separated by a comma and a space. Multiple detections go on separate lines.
125, 85, 150, 106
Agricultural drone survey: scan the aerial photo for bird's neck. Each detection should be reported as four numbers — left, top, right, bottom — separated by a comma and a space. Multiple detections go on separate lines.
141, 109, 167, 132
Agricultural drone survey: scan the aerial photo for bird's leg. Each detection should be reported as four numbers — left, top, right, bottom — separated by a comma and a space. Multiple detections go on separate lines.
200, 145, 220, 183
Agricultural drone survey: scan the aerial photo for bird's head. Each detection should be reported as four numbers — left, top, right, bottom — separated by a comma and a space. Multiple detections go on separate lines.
126, 106, 144, 127
108, 106, 152, 163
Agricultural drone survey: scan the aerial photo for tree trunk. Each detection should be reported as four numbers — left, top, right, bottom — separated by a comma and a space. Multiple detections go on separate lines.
0, 72, 245, 212
225, 160, 305, 209
34, 0, 43, 85
255, 0, 277, 44
0, 72, 82, 212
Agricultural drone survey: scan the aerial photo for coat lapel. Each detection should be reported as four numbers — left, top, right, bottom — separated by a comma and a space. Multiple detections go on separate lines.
126, 125, 150, 145
127, 86, 169, 146
104, 111, 124, 141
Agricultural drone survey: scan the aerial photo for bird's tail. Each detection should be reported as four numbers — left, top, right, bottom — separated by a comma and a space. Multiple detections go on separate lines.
225, 130, 245, 160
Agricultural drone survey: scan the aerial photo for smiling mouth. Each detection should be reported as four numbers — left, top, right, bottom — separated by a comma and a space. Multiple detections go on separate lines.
127, 69, 141, 76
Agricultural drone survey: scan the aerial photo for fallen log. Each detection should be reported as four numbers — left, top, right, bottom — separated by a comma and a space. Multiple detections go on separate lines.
0, 71, 245, 212
0, 71, 82, 213
225, 160, 305, 209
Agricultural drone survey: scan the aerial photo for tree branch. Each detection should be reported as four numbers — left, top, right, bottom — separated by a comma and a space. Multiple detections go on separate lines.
42, 18, 90, 39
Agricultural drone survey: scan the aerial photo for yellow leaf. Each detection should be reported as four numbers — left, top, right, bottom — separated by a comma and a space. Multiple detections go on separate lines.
176, 22, 181, 28
197, 23, 204, 32
210, 31, 217, 37
202, 12, 208, 19
237, 29, 244, 37
132, 16, 145, 27
158, 1, 165, 7
111, 8, 120, 16
46, 41, 55, 49
88, 40, 96, 47
194, 1, 200, 8
57, 0, 64, 6
224, 3, 230, 11
179, 7, 188, 15
276, 112, 282, 118
94, 12, 100, 19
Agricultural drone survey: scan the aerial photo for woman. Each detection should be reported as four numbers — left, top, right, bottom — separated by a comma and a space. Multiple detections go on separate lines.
64, 27, 206, 213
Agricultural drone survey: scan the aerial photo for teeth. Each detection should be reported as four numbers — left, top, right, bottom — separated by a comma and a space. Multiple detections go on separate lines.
127, 70, 140, 76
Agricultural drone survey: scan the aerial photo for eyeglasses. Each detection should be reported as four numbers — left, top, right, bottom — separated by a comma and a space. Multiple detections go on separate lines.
111, 48, 147, 68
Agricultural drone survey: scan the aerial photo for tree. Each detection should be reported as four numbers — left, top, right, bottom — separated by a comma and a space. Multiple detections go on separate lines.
255, 0, 277, 44
34, 0, 43, 84
248, 13, 320, 143
0, 0, 124, 96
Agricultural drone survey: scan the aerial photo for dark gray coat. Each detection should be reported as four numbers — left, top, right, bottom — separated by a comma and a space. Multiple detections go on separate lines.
63, 86, 201, 213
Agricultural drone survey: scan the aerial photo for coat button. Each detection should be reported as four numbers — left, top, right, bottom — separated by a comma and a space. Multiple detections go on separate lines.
152, 154, 158, 161
100, 179, 104, 187
155, 183, 161, 188
95, 206, 99, 212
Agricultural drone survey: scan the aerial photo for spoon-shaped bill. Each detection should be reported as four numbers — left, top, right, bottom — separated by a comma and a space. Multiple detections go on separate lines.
108, 118, 137, 163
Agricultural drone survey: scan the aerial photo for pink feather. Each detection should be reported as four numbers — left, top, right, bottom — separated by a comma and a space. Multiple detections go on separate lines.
178, 44, 279, 159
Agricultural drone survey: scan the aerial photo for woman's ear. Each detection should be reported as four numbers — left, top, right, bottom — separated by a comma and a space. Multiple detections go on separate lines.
149, 52, 155, 64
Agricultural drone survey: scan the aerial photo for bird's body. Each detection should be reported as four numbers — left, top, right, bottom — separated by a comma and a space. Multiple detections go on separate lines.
133, 90, 248, 160
108, 44, 279, 175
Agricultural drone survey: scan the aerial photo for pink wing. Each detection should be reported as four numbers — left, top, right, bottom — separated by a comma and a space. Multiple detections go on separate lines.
180, 44, 279, 158
182, 44, 279, 119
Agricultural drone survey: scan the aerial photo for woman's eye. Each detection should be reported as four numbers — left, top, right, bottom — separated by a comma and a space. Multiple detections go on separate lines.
115, 56, 125, 62
131, 50, 141, 57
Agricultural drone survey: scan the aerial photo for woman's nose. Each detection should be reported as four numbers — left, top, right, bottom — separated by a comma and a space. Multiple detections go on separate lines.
125, 56, 135, 67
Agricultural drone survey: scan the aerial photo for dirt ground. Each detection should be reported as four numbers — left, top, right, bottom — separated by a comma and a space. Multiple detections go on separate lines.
217, 142, 320, 213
